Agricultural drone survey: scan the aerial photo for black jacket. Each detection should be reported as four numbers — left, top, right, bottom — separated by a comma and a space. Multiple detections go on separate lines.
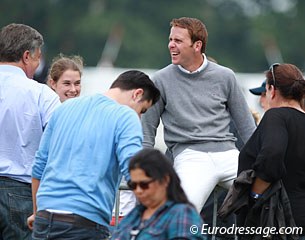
218, 170, 298, 240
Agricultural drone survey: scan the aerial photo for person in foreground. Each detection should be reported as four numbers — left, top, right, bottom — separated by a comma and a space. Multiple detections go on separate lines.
27, 70, 160, 239
141, 17, 256, 212
235, 63, 305, 238
0, 23, 60, 239
111, 148, 206, 240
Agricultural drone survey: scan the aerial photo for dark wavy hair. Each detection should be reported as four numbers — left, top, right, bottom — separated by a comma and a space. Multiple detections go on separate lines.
129, 148, 191, 204
110, 70, 160, 105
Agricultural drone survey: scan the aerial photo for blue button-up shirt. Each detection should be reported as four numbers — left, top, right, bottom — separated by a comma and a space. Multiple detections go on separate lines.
0, 65, 60, 183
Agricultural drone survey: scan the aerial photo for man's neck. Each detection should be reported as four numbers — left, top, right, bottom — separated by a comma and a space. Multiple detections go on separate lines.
104, 88, 132, 105
178, 53, 206, 74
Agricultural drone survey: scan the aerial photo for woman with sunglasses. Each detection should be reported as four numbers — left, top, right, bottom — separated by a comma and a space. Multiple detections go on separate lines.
237, 63, 305, 238
111, 148, 205, 240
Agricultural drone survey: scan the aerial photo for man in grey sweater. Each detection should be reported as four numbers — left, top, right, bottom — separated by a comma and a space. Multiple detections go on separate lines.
141, 17, 256, 212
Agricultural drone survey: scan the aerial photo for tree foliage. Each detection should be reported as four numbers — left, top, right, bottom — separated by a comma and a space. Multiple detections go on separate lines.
0, 0, 304, 72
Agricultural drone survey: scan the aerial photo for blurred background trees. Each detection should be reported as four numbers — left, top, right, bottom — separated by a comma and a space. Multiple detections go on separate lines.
0, 0, 304, 72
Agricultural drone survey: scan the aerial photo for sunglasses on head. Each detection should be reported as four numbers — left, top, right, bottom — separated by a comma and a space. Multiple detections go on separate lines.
269, 63, 280, 88
127, 179, 155, 190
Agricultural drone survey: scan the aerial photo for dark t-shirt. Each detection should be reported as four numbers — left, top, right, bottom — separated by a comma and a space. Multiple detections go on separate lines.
238, 107, 305, 229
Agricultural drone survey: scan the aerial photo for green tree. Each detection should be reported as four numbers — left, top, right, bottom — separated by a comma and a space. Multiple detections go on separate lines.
0, 0, 304, 72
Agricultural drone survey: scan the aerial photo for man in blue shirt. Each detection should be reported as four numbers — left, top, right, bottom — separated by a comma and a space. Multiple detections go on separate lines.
0, 23, 60, 239
28, 70, 160, 239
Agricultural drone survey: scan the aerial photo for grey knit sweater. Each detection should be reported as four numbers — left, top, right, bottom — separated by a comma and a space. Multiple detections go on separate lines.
141, 61, 256, 158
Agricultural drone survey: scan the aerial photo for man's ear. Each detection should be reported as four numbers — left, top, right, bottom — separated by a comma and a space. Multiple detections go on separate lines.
194, 40, 202, 53
22, 50, 31, 65
132, 88, 144, 101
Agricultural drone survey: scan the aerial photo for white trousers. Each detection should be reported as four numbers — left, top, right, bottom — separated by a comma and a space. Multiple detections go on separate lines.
174, 148, 239, 212
112, 177, 136, 217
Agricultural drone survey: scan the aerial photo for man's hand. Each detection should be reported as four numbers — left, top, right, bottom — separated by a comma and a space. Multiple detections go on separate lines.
27, 214, 35, 230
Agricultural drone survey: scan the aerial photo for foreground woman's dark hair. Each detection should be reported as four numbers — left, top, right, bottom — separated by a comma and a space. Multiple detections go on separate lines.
129, 148, 191, 204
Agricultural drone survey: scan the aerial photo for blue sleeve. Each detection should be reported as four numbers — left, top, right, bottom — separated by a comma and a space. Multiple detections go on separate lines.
39, 84, 61, 127
115, 108, 143, 182
32, 112, 55, 179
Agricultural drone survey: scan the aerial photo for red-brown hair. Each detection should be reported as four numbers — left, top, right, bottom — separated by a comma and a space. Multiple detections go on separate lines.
170, 17, 208, 53
266, 63, 305, 102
